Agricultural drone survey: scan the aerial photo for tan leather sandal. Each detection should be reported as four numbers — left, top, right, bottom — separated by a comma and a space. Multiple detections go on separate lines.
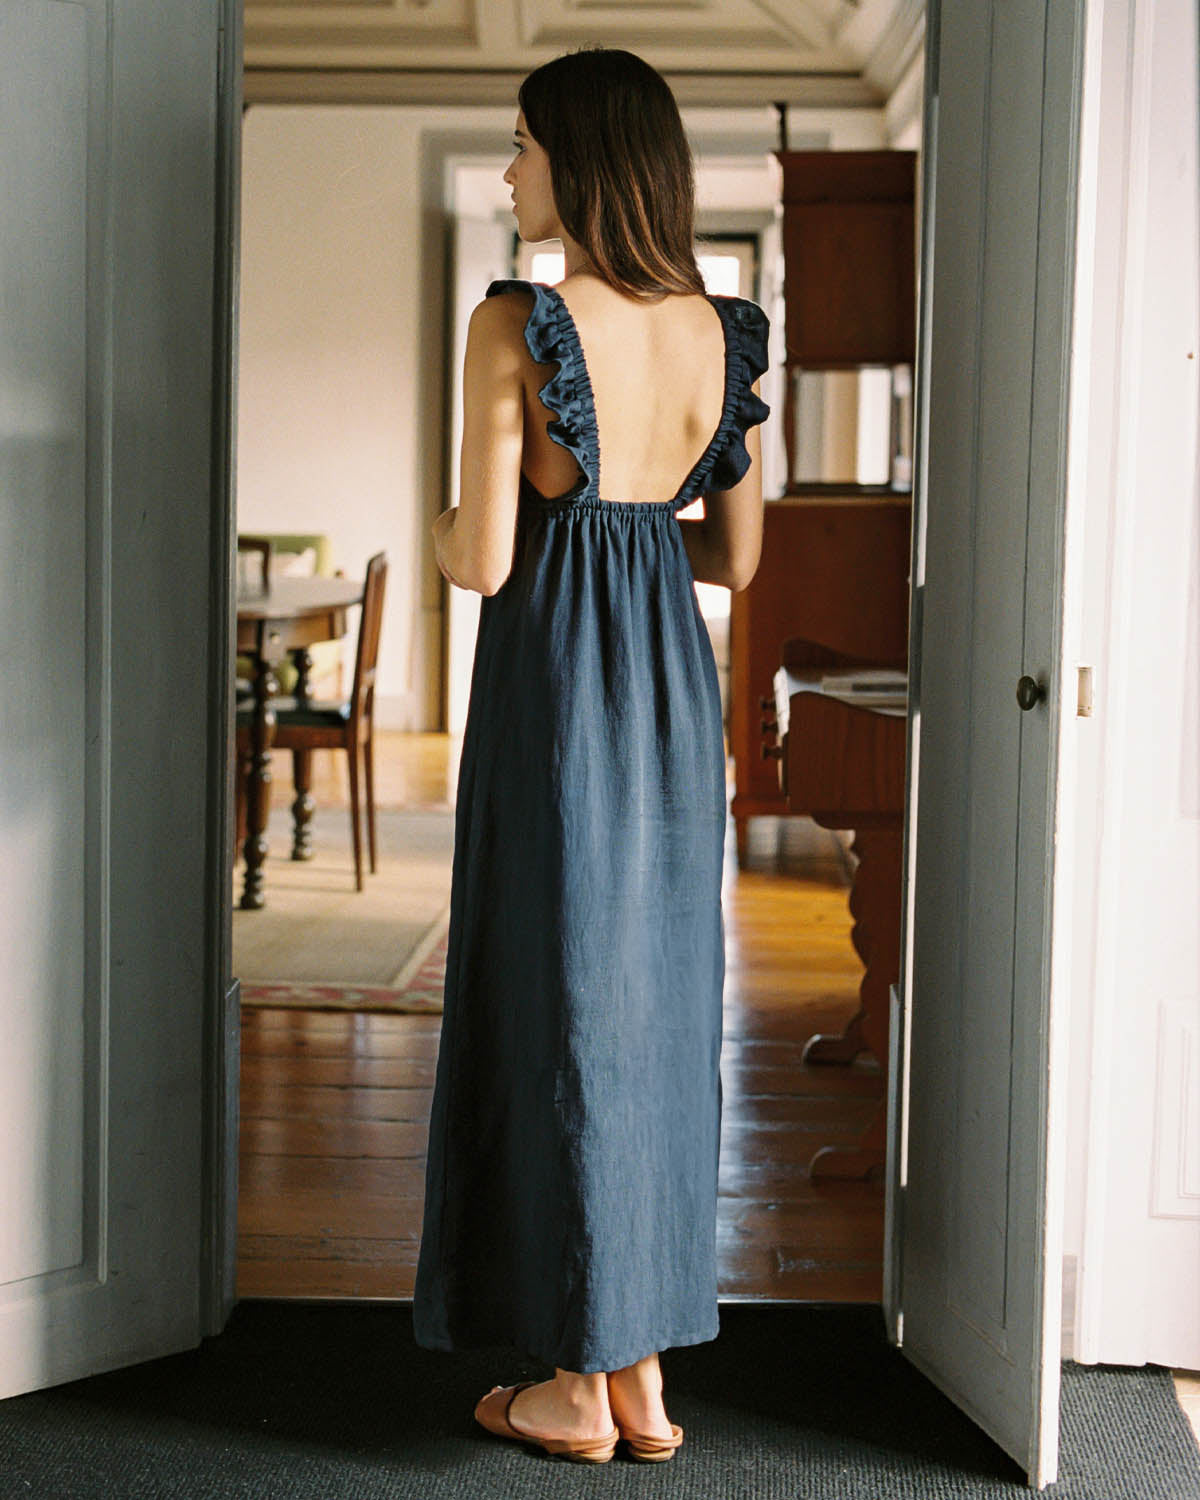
474, 1381, 620, 1464
616, 1420, 685, 1462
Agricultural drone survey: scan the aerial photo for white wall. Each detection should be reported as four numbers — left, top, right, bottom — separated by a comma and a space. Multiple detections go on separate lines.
1058, 0, 1200, 1367
239, 107, 418, 724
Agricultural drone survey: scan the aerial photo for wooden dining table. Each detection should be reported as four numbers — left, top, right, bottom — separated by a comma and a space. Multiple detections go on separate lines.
235, 574, 364, 910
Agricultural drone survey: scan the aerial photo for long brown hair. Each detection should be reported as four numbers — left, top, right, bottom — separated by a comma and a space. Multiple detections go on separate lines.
518, 49, 705, 300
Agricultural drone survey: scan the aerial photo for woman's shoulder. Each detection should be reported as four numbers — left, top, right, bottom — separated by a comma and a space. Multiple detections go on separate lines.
483, 277, 541, 304
464, 282, 545, 357
474, 278, 563, 335
482, 277, 570, 319
473, 279, 575, 371
473, 280, 537, 322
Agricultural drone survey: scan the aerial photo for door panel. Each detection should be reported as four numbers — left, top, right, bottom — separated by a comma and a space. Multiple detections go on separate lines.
888, 0, 1083, 1486
0, 0, 233, 1397
0, 0, 89, 1294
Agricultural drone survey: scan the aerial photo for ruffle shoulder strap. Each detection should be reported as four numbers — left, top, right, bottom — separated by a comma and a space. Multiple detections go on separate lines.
704, 296, 771, 496
484, 279, 597, 494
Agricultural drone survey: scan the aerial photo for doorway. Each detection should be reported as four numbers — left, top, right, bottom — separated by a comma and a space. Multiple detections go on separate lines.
232, 101, 899, 1305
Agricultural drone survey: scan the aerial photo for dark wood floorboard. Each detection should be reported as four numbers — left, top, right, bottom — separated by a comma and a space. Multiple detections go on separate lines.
237, 738, 884, 1305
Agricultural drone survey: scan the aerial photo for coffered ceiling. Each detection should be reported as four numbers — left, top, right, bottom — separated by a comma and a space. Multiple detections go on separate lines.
243, 0, 924, 109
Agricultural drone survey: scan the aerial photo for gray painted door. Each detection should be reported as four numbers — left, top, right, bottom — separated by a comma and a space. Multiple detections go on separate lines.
0, 0, 238, 1397
885, 0, 1083, 1487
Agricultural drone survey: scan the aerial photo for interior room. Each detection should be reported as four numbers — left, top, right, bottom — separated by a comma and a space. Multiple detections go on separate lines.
5, 0, 1199, 1489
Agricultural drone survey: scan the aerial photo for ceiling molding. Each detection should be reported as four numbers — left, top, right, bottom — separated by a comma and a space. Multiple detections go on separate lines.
833, 0, 924, 93
883, 40, 924, 144
862, 3, 923, 94
244, 0, 479, 56
242, 0, 922, 86
242, 67, 885, 109
513, 0, 833, 58
749, 0, 847, 54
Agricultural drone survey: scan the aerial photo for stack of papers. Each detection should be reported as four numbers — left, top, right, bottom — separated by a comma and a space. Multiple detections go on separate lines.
818, 669, 908, 709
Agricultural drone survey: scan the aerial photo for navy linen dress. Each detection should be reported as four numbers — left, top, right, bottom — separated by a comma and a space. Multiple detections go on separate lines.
413, 279, 770, 1374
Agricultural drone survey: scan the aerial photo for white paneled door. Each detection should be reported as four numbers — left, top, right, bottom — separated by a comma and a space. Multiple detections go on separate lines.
0, 0, 240, 1397
885, 0, 1083, 1489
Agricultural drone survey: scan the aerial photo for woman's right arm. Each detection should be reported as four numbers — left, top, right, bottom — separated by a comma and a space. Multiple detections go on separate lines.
676, 379, 765, 593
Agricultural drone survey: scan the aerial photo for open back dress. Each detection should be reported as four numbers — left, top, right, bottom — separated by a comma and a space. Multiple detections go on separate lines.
413, 278, 770, 1374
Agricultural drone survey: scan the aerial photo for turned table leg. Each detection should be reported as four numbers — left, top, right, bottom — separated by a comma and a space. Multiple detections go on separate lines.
291, 748, 314, 860
240, 644, 278, 910
291, 645, 312, 708
288, 647, 315, 861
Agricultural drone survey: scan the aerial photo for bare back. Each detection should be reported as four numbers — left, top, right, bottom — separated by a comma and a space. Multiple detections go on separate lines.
518, 275, 728, 505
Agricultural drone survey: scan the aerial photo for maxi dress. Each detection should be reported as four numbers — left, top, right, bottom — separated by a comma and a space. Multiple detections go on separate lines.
413, 279, 770, 1375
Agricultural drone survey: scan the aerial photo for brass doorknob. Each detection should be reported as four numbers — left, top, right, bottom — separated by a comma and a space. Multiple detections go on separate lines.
1016, 674, 1045, 711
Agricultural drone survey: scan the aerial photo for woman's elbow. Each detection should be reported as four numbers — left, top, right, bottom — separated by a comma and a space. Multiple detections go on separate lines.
476, 567, 509, 597
724, 543, 762, 593
445, 561, 506, 596
441, 527, 510, 595
464, 548, 512, 596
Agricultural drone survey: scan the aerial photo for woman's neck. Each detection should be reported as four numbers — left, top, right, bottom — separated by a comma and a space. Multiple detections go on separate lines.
561, 232, 594, 279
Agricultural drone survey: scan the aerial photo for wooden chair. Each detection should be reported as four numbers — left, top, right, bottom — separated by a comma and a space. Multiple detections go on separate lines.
235, 551, 388, 892
236, 534, 273, 594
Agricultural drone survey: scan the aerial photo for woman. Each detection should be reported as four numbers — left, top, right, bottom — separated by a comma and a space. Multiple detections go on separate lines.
413, 47, 770, 1465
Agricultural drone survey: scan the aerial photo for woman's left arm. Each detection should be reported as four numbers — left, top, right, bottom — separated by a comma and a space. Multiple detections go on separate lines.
431, 295, 525, 596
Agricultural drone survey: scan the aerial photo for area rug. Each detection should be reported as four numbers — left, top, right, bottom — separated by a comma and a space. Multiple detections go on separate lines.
240, 920, 449, 1014
233, 806, 454, 992
2, 1302, 1197, 1499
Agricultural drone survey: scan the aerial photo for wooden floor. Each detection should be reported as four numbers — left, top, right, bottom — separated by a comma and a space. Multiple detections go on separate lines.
237, 731, 885, 1304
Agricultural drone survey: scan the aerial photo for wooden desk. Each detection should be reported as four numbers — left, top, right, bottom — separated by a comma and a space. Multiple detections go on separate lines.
235, 576, 363, 910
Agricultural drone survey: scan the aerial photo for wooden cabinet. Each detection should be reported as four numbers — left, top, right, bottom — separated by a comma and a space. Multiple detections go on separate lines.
775, 149, 917, 493
777, 150, 917, 368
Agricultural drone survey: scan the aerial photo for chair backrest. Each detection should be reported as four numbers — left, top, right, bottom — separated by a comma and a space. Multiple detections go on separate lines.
349, 551, 388, 723
237, 534, 273, 593
259, 532, 332, 578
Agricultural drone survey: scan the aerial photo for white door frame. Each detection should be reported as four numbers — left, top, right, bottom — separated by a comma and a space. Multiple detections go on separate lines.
1060, 0, 1200, 1370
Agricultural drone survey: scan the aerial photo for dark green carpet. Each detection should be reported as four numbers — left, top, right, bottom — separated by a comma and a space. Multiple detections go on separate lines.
1, 1302, 1197, 1497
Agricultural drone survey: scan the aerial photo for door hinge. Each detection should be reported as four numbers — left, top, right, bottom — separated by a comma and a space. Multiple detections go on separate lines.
1076, 665, 1093, 717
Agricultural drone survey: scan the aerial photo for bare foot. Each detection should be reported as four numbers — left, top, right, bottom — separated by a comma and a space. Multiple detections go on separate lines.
502, 1373, 615, 1443
607, 1354, 676, 1440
